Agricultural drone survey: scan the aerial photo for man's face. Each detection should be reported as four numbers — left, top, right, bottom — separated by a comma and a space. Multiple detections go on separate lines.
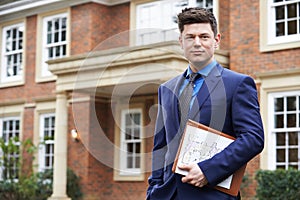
179, 23, 220, 72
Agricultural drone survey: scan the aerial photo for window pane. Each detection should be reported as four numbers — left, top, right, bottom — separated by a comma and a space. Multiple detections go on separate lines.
54, 19, 59, 30
127, 155, 133, 168
45, 156, 50, 166
133, 128, 140, 139
54, 32, 59, 43
287, 96, 296, 111
133, 113, 140, 125
47, 33, 52, 44
62, 18, 67, 29
206, 0, 213, 7
275, 114, 284, 128
287, 114, 296, 127
48, 47, 53, 59
276, 132, 285, 146
289, 148, 298, 162
276, 149, 285, 162
46, 144, 51, 153
276, 6, 285, 20
47, 21, 52, 32
288, 165, 298, 169
287, 3, 297, 18
276, 22, 285, 36
62, 30, 66, 41
135, 156, 141, 168
125, 128, 131, 139
136, 143, 141, 153
275, 97, 284, 111
14, 119, 19, 130
277, 165, 285, 169
288, 132, 298, 145
288, 20, 297, 35
62, 45, 66, 56
127, 143, 133, 153
125, 114, 131, 125
55, 46, 60, 57
197, 0, 203, 7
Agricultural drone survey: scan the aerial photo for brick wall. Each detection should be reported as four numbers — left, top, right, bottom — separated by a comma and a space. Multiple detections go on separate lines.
0, 14, 55, 104
71, 2, 130, 55
218, 0, 230, 50
69, 96, 153, 200
229, 0, 300, 77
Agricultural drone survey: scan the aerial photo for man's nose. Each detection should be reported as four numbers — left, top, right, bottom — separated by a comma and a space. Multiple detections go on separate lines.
194, 36, 201, 46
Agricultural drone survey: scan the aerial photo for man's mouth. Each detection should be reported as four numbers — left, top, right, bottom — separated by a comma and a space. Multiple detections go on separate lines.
191, 50, 204, 54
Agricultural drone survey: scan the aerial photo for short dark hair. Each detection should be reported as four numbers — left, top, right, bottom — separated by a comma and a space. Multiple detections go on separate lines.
177, 7, 218, 36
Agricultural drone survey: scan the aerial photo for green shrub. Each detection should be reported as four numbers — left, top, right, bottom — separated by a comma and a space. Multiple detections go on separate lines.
256, 169, 300, 200
0, 168, 82, 200
0, 138, 82, 200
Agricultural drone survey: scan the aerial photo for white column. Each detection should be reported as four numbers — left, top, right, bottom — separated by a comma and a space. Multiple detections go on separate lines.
48, 92, 71, 200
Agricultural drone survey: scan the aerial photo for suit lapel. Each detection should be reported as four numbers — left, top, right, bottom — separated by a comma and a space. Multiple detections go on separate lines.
174, 72, 187, 126
189, 64, 224, 120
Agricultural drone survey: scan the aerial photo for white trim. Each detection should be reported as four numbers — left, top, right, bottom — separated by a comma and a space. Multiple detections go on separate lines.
38, 113, 55, 172
41, 12, 67, 77
260, 0, 300, 51
0, 116, 21, 180
0, 0, 130, 16
267, 91, 300, 170
1, 22, 24, 83
268, 0, 300, 45
119, 108, 143, 175
132, 0, 219, 45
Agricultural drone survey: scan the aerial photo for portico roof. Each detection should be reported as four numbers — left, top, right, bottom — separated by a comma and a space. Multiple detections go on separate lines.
48, 41, 229, 97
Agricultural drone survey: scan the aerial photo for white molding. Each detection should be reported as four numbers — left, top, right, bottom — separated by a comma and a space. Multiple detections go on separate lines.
0, 0, 130, 17
257, 69, 300, 170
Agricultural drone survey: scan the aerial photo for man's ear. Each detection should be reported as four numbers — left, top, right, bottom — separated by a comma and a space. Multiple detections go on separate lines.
179, 35, 183, 49
214, 33, 221, 49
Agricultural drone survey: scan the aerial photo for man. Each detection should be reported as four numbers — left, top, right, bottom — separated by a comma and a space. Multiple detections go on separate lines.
147, 7, 264, 200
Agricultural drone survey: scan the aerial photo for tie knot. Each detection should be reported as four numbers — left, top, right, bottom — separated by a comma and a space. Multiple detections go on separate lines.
189, 73, 199, 83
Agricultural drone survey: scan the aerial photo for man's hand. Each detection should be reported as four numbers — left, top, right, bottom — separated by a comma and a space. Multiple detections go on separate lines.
178, 163, 208, 188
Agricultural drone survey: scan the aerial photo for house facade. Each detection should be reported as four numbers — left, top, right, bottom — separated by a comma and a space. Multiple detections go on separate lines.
0, 0, 299, 199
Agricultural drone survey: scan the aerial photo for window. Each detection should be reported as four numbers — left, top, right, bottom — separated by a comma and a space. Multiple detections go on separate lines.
269, 91, 300, 170
120, 109, 143, 175
38, 114, 55, 171
260, 0, 300, 51
271, 0, 300, 43
42, 13, 67, 77
135, 0, 217, 45
1, 23, 24, 83
0, 117, 20, 180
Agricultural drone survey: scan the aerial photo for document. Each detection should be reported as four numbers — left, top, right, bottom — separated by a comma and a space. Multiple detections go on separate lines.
172, 120, 246, 196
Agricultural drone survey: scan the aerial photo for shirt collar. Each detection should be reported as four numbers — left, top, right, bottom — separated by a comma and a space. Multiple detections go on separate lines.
186, 60, 217, 78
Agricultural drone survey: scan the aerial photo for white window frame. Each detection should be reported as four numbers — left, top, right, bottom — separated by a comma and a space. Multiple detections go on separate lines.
38, 113, 55, 172
41, 13, 67, 77
119, 108, 143, 175
0, 117, 21, 180
1, 23, 24, 83
134, 0, 218, 45
260, 0, 300, 51
268, 91, 300, 170
269, 0, 300, 44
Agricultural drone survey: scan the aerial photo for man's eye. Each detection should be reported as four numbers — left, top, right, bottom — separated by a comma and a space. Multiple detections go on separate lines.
185, 36, 194, 40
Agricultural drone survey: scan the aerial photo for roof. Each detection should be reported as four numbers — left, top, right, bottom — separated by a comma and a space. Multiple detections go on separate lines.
0, 0, 23, 6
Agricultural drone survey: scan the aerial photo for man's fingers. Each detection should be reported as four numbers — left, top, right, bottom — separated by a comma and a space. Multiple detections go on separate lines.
177, 164, 191, 170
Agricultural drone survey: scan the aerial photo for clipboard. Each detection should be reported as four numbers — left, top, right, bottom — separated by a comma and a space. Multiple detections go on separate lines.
172, 120, 246, 196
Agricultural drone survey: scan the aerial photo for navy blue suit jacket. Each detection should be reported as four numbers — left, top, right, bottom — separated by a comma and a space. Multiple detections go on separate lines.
147, 64, 264, 200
